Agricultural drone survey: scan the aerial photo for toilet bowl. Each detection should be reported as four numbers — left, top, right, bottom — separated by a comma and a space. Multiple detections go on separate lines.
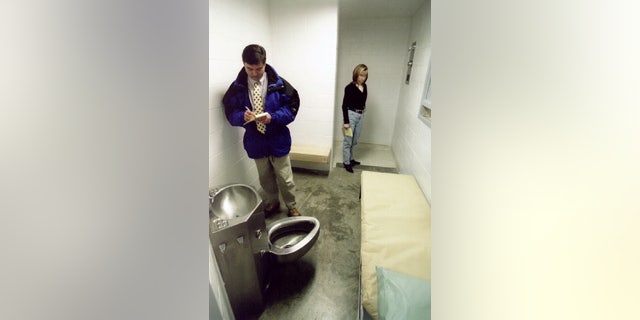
209, 183, 321, 319
267, 216, 320, 264
209, 184, 320, 265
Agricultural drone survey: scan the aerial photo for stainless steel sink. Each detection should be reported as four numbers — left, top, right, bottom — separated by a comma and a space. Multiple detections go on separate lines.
209, 183, 269, 318
210, 184, 262, 227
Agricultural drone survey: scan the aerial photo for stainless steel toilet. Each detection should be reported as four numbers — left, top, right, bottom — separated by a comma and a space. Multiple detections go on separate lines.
267, 216, 320, 263
209, 184, 321, 262
209, 184, 320, 319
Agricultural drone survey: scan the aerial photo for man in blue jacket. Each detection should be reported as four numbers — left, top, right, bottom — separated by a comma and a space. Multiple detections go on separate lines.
223, 44, 301, 217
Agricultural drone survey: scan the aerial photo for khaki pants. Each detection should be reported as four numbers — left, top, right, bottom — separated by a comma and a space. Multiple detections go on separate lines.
254, 154, 297, 209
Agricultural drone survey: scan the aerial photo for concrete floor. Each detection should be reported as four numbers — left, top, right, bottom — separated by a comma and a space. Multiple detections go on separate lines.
332, 140, 397, 172
257, 142, 396, 320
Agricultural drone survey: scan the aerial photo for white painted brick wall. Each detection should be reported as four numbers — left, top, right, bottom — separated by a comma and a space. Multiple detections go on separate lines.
270, 0, 338, 149
209, 0, 271, 190
392, 0, 432, 203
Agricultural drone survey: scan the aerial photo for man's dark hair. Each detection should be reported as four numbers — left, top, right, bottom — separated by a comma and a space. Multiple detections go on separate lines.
242, 44, 267, 65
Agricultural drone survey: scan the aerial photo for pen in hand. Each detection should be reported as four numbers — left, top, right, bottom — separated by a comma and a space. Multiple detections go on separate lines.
244, 106, 255, 125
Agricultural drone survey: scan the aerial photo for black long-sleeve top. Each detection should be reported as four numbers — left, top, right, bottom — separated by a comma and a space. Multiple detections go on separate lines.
341, 82, 368, 124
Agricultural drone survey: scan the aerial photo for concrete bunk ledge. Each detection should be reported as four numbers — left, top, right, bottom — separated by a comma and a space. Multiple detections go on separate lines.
290, 145, 332, 175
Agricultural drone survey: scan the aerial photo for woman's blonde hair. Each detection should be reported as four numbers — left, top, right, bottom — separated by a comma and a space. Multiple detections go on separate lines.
352, 64, 369, 83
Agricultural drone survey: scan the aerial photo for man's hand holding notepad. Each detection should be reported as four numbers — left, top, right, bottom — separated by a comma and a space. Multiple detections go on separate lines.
243, 108, 269, 125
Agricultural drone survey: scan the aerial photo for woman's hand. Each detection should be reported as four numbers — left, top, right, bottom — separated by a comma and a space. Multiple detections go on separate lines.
343, 124, 350, 129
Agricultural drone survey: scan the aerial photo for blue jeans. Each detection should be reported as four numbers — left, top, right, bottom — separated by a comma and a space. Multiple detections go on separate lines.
343, 110, 363, 165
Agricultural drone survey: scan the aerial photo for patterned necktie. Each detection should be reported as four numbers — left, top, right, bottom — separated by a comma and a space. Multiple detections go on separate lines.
252, 81, 266, 134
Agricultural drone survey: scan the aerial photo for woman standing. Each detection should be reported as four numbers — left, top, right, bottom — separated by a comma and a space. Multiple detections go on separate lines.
341, 64, 368, 173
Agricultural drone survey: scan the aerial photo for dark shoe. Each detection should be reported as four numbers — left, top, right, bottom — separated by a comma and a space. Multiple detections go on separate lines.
288, 208, 301, 217
264, 201, 280, 215
344, 163, 353, 173
351, 160, 361, 166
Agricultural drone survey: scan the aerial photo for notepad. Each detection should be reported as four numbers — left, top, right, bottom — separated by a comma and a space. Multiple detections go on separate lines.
243, 112, 268, 125
342, 127, 353, 137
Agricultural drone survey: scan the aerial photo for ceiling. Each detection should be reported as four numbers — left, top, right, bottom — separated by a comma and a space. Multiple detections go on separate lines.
339, 0, 427, 19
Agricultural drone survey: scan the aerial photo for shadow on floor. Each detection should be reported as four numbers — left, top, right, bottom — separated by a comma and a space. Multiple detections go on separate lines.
263, 259, 316, 305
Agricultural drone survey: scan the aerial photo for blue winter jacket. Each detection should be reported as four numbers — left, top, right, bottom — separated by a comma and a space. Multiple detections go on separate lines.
222, 64, 300, 159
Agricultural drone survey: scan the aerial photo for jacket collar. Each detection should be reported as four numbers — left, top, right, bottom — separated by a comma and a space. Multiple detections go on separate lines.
234, 64, 281, 88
